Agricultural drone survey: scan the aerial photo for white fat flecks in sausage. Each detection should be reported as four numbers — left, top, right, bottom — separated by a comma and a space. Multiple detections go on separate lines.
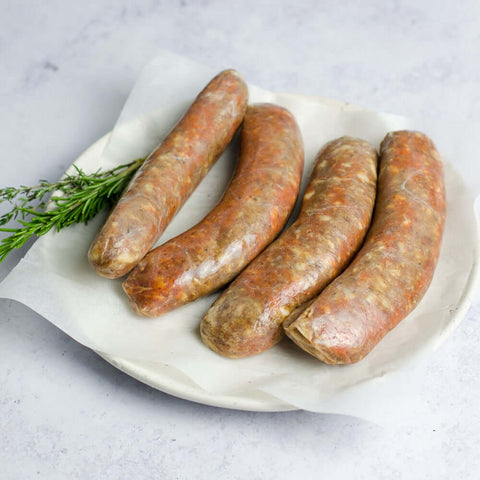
200, 136, 379, 358
284, 130, 446, 364
88, 69, 249, 279
122, 104, 304, 317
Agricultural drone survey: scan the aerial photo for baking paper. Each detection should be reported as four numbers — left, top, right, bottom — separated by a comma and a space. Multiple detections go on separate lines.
1, 50, 478, 422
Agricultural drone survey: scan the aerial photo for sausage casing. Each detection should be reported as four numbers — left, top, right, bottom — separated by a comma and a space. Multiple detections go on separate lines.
88, 69, 248, 278
284, 131, 446, 364
200, 136, 378, 358
122, 103, 304, 317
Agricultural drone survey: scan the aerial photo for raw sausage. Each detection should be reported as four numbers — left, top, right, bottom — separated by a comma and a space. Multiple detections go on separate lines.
123, 103, 304, 317
201, 137, 378, 358
284, 131, 446, 364
88, 69, 248, 278
201, 136, 378, 358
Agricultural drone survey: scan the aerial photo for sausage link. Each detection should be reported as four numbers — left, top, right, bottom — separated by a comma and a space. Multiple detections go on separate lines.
284, 131, 446, 364
201, 137, 378, 358
88, 69, 248, 278
122, 103, 304, 317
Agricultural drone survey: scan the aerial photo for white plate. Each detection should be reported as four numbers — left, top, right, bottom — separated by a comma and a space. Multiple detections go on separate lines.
1, 88, 478, 416
72, 123, 479, 412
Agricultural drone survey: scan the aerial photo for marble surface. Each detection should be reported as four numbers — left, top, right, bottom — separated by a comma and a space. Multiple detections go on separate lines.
1, 1, 480, 478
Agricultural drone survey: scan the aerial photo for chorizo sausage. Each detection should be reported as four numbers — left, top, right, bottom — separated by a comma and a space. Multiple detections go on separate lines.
88, 69, 248, 278
284, 131, 446, 364
122, 103, 304, 317
200, 136, 378, 358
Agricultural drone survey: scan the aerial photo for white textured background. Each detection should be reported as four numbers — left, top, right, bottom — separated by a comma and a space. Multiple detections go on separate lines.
1, 1, 480, 478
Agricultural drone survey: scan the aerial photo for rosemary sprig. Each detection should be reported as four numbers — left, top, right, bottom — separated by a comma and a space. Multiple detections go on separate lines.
0, 158, 145, 262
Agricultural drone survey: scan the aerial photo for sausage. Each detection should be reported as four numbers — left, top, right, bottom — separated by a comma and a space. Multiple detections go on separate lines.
88, 69, 249, 278
200, 136, 378, 358
284, 131, 446, 364
122, 103, 304, 317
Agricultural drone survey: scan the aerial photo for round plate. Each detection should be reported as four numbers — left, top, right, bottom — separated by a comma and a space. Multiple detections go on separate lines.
2, 89, 477, 414
73, 124, 479, 412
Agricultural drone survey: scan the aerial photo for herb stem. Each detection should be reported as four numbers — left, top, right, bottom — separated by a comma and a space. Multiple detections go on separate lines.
0, 157, 145, 262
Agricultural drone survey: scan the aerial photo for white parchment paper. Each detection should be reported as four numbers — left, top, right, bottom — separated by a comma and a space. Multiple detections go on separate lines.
1, 51, 478, 421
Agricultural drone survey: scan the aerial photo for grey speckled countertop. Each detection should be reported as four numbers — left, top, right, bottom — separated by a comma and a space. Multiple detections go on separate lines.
1, 1, 480, 478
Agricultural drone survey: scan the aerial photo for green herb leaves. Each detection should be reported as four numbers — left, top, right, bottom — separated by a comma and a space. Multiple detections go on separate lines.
0, 158, 145, 262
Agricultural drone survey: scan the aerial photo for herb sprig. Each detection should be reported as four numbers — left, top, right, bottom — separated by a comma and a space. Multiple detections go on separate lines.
0, 158, 145, 262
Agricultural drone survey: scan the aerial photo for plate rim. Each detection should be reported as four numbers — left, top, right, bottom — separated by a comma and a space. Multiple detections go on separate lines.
97, 352, 297, 412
